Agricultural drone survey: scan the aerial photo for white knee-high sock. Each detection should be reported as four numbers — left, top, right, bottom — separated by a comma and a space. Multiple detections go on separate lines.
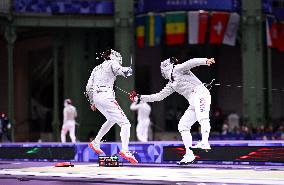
200, 118, 211, 143
120, 124, 131, 151
94, 120, 114, 143
180, 130, 193, 154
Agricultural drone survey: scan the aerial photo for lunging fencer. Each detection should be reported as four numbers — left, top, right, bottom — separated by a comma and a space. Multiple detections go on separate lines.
130, 102, 151, 142
130, 57, 215, 165
86, 49, 138, 164
61, 99, 77, 143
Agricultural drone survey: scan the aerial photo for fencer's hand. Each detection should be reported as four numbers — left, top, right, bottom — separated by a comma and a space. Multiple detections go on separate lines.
129, 90, 137, 103
129, 90, 140, 103
206, 58, 215, 66
123, 67, 132, 77
126, 67, 132, 77
90, 104, 96, 111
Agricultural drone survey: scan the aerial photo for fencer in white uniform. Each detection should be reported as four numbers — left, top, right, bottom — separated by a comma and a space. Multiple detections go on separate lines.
86, 49, 138, 164
130, 102, 151, 142
61, 99, 77, 143
131, 57, 215, 164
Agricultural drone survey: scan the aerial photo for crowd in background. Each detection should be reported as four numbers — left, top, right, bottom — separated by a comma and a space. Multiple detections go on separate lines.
200, 107, 284, 140
163, 106, 284, 141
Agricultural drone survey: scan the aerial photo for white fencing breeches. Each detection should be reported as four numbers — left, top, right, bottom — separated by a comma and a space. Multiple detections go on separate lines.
178, 85, 211, 146
93, 91, 131, 151
93, 91, 130, 125
136, 119, 150, 142
61, 120, 76, 143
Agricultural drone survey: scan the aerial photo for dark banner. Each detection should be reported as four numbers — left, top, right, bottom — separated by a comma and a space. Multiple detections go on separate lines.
135, 0, 241, 13
274, 8, 284, 21
163, 146, 284, 162
0, 146, 75, 160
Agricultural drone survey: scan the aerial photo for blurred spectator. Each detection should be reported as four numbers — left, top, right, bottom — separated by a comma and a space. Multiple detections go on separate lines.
242, 125, 253, 140
274, 120, 284, 139
262, 135, 268, 140
256, 124, 265, 134
221, 120, 230, 135
233, 126, 241, 135
275, 125, 284, 139
0, 113, 12, 142
227, 112, 240, 133
281, 133, 284, 140
265, 123, 274, 134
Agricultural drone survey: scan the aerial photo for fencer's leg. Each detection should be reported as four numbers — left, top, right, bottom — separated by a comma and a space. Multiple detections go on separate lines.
177, 130, 195, 165
69, 124, 76, 143
120, 123, 131, 151
178, 107, 197, 151
89, 120, 114, 154
199, 118, 211, 144
193, 87, 212, 150
180, 130, 192, 153
119, 123, 138, 164
94, 120, 115, 143
61, 127, 67, 143
192, 119, 211, 150
98, 97, 137, 163
177, 107, 197, 165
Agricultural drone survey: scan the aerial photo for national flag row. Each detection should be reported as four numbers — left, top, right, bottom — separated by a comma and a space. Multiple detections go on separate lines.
266, 15, 284, 51
135, 11, 240, 48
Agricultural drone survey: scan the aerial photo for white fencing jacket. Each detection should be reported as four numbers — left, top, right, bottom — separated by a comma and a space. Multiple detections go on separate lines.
86, 59, 130, 104
140, 58, 209, 103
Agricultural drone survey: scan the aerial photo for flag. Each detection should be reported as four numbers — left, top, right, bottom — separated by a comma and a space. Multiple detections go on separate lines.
145, 14, 163, 47
135, 15, 145, 48
209, 12, 230, 44
278, 22, 284, 51
222, 13, 240, 46
266, 15, 278, 48
188, 11, 209, 44
165, 12, 186, 45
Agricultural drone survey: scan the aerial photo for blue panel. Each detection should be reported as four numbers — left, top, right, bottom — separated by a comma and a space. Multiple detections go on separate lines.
13, 0, 114, 15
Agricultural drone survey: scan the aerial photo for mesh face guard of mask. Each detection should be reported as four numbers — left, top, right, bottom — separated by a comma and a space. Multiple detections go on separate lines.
110, 49, 122, 65
160, 59, 173, 79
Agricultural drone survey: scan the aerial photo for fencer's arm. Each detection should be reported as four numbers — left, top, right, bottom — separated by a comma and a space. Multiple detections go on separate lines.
130, 102, 141, 110
86, 69, 95, 105
175, 58, 208, 72
111, 60, 132, 77
140, 83, 174, 103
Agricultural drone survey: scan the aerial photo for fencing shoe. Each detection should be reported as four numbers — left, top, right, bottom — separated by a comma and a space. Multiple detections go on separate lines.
192, 141, 211, 150
119, 150, 138, 164
177, 153, 195, 165
88, 142, 104, 154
